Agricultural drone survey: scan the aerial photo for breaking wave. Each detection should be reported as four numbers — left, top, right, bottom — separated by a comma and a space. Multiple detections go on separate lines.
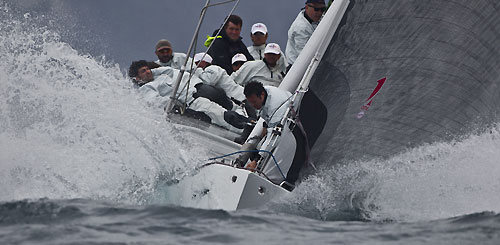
277, 124, 500, 222
0, 5, 208, 205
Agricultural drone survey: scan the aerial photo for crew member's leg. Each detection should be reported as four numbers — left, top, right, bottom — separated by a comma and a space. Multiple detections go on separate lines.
193, 83, 233, 110
189, 97, 242, 133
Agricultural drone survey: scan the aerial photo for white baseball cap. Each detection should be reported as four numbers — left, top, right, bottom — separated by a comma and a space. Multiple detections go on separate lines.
194, 52, 213, 63
264, 43, 281, 55
251, 23, 268, 35
231, 53, 247, 64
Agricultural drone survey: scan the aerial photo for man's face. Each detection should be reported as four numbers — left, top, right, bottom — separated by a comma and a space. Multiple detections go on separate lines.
136, 66, 153, 83
246, 92, 265, 110
232, 61, 244, 72
250, 32, 268, 46
264, 53, 280, 67
305, 3, 326, 22
225, 22, 241, 41
196, 61, 210, 69
155, 47, 173, 63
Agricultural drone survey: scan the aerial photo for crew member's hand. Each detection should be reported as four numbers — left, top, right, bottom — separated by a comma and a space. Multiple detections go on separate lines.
261, 129, 267, 137
245, 160, 257, 171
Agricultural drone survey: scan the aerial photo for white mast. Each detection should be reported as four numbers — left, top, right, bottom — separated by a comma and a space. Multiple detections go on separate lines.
244, 0, 351, 144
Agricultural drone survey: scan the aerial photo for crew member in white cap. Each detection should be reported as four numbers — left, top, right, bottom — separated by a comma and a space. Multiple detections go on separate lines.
154, 39, 193, 69
193, 52, 213, 69
231, 43, 286, 87
193, 52, 245, 102
231, 53, 248, 72
128, 60, 243, 132
247, 23, 268, 60
285, 0, 326, 66
247, 23, 288, 72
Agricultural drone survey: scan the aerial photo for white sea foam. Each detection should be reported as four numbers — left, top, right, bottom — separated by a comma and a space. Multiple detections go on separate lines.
281, 125, 500, 222
0, 7, 208, 204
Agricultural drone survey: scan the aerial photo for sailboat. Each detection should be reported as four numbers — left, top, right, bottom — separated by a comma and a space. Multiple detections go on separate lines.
164, 0, 350, 211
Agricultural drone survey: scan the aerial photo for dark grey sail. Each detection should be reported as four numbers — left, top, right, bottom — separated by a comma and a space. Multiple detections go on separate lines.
307, 0, 500, 164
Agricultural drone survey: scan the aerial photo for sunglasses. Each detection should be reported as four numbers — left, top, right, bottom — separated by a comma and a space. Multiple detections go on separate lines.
307, 4, 326, 12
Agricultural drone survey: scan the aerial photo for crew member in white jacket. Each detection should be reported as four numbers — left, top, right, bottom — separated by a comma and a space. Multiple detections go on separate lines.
243, 81, 306, 188
285, 0, 326, 66
231, 43, 286, 87
231, 53, 247, 72
247, 23, 288, 72
192, 52, 245, 102
128, 60, 241, 131
154, 39, 193, 69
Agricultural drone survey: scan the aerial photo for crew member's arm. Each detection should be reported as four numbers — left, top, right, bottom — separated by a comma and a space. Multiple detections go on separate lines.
208, 41, 232, 74
291, 30, 309, 59
244, 123, 268, 171
151, 67, 174, 77
230, 61, 255, 87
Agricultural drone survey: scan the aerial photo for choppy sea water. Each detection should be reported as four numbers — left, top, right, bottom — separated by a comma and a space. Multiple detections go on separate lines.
1, 3, 500, 245
1, 199, 500, 244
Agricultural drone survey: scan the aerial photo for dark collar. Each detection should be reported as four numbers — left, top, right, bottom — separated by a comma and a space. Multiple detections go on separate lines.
303, 11, 314, 24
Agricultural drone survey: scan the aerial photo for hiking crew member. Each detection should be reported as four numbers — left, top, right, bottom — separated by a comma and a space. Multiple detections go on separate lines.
207, 15, 254, 75
154, 39, 193, 69
231, 43, 286, 87
193, 52, 246, 103
243, 82, 306, 190
285, 0, 326, 66
231, 53, 247, 72
129, 60, 243, 132
247, 23, 288, 72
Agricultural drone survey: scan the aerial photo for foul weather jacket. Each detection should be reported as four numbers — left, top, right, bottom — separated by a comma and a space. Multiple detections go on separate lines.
285, 10, 319, 65
247, 44, 289, 74
230, 59, 286, 87
207, 29, 254, 75
138, 67, 238, 131
259, 86, 292, 129
194, 65, 245, 102
155, 52, 194, 70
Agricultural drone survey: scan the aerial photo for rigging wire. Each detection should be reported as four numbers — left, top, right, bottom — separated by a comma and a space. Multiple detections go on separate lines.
173, 0, 241, 109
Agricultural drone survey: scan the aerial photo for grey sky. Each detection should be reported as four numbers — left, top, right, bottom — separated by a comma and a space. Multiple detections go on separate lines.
9, 0, 306, 69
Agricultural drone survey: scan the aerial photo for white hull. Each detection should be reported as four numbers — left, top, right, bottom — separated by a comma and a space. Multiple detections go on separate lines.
167, 164, 290, 211
166, 122, 290, 211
